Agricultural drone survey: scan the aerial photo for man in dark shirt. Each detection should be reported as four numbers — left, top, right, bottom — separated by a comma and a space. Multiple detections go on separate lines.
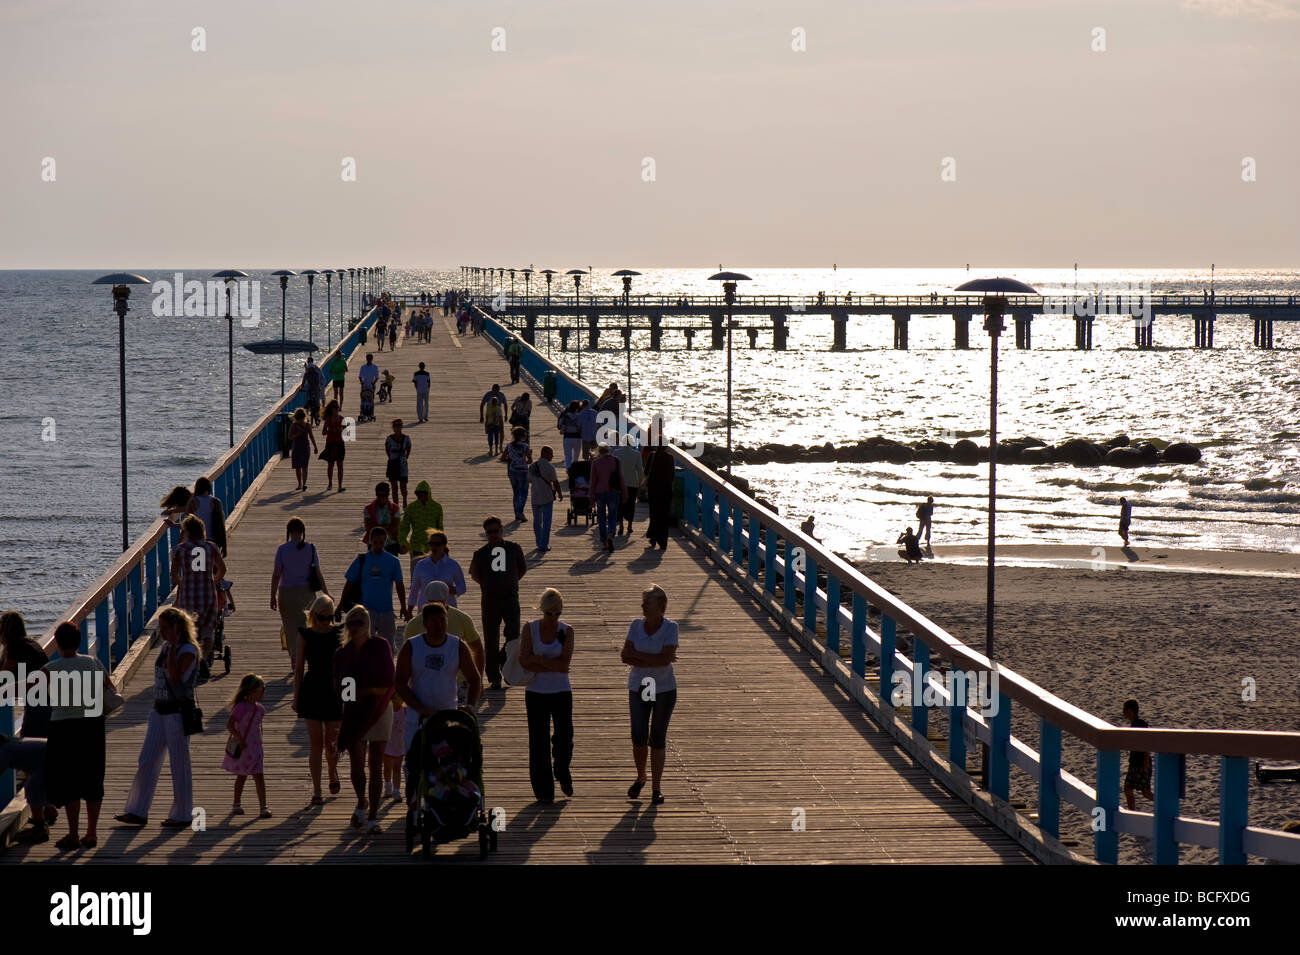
1122, 698, 1154, 810
916, 496, 935, 546
468, 515, 528, 689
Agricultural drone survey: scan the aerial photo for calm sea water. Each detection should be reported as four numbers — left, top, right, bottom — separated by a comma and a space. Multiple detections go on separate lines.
2, 267, 1298, 631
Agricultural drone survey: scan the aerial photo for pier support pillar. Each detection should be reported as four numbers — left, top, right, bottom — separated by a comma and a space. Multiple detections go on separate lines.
746, 327, 758, 349
831, 310, 848, 351
649, 313, 663, 351
558, 327, 571, 351
772, 314, 789, 350
588, 312, 600, 350
710, 312, 725, 350
1194, 315, 1216, 349
892, 314, 910, 350
1014, 315, 1032, 349
683, 328, 696, 350
620, 327, 631, 348
523, 311, 537, 347
954, 314, 971, 349
1253, 316, 1274, 349
1134, 315, 1154, 349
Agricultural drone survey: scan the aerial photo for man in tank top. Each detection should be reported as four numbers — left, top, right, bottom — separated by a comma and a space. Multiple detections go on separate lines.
394, 603, 481, 758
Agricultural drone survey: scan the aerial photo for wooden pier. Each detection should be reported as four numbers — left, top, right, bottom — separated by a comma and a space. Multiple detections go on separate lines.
3, 314, 1031, 865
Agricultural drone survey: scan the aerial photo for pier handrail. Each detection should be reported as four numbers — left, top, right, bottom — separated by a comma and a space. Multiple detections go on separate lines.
478, 306, 1300, 865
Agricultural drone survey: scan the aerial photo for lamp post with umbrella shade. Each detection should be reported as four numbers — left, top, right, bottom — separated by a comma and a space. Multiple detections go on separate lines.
321, 270, 335, 350
707, 271, 752, 477
953, 275, 1038, 785
567, 269, 587, 378
337, 268, 347, 338
612, 269, 641, 413
540, 269, 556, 358
522, 267, 533, 303
301, 269, 320, 346
509, 268, 516, 302
92, 272, 152, 551
271, 270, 298, 395
213, 269, 250, 448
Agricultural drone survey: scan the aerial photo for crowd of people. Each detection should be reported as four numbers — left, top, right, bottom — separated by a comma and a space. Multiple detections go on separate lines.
0, 287, 687, 851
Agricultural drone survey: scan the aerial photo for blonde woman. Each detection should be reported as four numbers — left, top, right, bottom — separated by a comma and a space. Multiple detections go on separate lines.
116, 608, 202, 828
519, 588, 575, 803
621, 584, 678, 805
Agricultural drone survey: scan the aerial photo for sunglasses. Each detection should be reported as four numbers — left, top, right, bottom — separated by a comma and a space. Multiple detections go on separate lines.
346, 619, 367, 629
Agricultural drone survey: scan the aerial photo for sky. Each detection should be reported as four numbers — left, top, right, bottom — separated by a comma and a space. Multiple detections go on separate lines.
1, 0, 1297, 268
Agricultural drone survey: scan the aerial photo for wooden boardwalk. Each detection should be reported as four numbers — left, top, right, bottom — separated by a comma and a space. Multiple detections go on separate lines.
9, 316, 1030, 865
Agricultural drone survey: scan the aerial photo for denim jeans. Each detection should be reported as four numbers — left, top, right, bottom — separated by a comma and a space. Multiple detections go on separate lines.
509, 469, 529, 516
595, 491, 620, 542
533, 503, 554, 550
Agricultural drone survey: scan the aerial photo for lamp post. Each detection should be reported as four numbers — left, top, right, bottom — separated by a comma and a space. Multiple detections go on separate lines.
522, 267, 533, 303
541, 269, 556, 358
322, 270, 335, 349
708, 271, 753, 477
567, 269, 587, 379
213, 269, 250, 448
1211, 263, 1215, 299
613, 269, 641, 413
509, 268, 516, 301
301, 269, 320, 345
271, 270, 298, 395
92, 272, 152, 551
337, 268, 346, 338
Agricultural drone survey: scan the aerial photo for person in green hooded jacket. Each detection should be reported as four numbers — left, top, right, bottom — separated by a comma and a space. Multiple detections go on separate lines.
398, 480, 444, 577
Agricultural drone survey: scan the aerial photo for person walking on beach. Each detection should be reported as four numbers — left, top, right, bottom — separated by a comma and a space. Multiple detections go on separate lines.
590, 443, 626, 553
398, 481, 444, 577
896, 526, 923, 563
328, 353, 348, 404
519, 588, 575, 802
916, 496, 935, 547
223, 674, 271, 818
171, 515, 225, 682
384, 419, 412, 508
344, 527, 409, 654
320, 400, 347, 491
271, 517, 327, 669
1119, 496, 1133, 546
408, 531, 467, 610
288, 408, 319, 491
333, 606, 395, 834
529, 446, 563, 552
469, 515, 528, 689
621, 584, 678, 805
115, 608, 201, 829
44, 621, 114, 850
1122, 698, 1154, 810
502, 426, 533, 523
558, 400, 583, 469
293, 595, 343, 804
412, 362, 431, 423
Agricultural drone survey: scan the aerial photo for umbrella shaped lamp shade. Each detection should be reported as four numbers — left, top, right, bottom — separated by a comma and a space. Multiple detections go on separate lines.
92, 272, 152, 286
954, 276, 1038, 295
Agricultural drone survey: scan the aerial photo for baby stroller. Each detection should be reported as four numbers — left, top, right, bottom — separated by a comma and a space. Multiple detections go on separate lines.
209, 579, 235, 676
359, 385, 376, 423
405, 709, 497, 860
566, 461, 593, 525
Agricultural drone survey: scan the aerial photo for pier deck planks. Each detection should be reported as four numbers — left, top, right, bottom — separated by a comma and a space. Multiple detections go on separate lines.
8, 315, 1030, 865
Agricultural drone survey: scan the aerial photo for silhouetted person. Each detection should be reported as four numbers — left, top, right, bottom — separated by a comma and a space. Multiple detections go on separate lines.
896, 527, 923, 563
1122, 698, 1153, 811
1119, 496, 1132, 546
915, 496, 934, 546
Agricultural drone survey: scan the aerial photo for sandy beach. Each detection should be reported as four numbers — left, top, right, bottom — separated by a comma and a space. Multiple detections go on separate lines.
856, 546, 1300, 862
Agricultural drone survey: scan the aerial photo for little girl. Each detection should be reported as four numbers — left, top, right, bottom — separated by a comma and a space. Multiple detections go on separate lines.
383, 696, 406, 801
223, 674, 270, 818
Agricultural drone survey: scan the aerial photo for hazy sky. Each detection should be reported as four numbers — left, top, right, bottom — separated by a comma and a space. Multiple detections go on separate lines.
1, 0, 1296, 268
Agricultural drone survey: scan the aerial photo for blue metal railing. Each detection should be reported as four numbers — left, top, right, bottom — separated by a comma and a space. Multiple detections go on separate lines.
0, 307, 379, 804
479, 308, 1300, 865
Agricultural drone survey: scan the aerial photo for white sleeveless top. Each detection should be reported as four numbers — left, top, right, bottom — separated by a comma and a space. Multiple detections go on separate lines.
525, 619, 571, 694
403, 634, 461, 754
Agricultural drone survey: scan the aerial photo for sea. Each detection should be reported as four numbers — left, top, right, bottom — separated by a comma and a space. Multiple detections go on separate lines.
2, 267, 1298, 632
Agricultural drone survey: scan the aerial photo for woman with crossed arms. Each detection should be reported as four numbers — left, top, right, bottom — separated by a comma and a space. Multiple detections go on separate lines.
621, 584, 678, 805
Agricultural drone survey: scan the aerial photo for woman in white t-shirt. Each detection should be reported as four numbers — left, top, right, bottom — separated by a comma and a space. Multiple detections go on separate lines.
620, 584, 678, 805
518, 588, 574, 803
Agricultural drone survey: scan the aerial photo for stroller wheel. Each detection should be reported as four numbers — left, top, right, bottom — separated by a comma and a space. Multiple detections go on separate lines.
478, 827, 489, 861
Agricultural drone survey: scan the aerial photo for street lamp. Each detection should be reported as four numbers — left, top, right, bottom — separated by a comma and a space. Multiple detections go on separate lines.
509, 268, 516, 301
213, 269, 250, 447
321, 270, 335, 349
952, 276, 1038, 671
271, 270, 298, 395
522, 267, 533, 303
336, 268, 347, 338
612, 269, 641, 413
707, 270, 752, 477
92, 272, 152, 551
301, 269, 320, 345
567, 269, 587, 379
541, 269, 556, 358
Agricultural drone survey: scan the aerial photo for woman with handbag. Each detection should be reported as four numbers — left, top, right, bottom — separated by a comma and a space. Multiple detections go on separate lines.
116, 607, 202, 829
333, 607, 395, 834
44, 621, 116, 850
294, 595, 344, 804
271, 518, 328, 670
517, 588, 575, 803
222, 674, 270, 817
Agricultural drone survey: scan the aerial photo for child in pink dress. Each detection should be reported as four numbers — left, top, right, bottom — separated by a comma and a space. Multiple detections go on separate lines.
223, 674, 270, 818
383, 697, 406, 801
